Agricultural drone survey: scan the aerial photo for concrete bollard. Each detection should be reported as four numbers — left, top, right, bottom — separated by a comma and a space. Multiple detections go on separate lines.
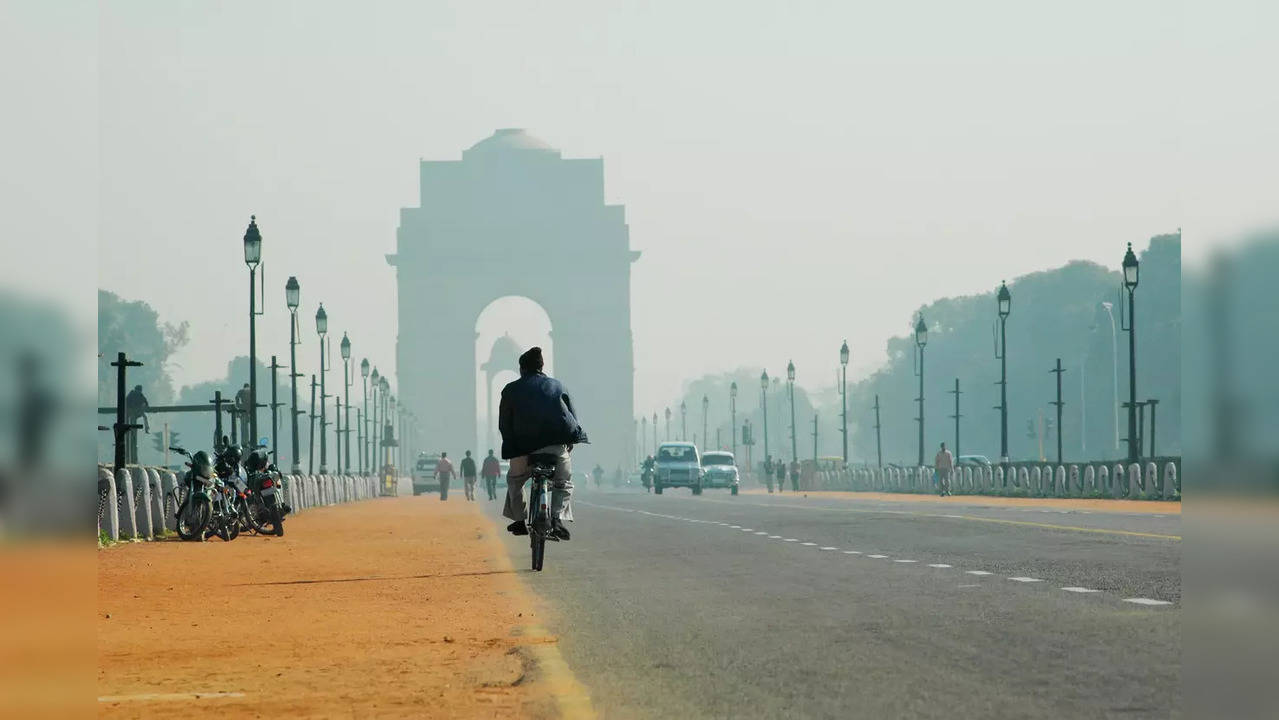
1112, 464, 1125, 497
116, 468, 139, 540
1082, 465, 1094, 494
145, 467, 163, 536
1145, 462, 1158, 496
99, 467, 118, 541
1128, 463, 1141, 499
1164, 463, 1178, 499
162, 470, 180, 527
1068, 466, 1079, 496
1031, 466, 1042, 494
1017, 467, 1029, 489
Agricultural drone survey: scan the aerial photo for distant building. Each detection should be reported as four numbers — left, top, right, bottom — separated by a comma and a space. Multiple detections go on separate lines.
389, 129, 637, 468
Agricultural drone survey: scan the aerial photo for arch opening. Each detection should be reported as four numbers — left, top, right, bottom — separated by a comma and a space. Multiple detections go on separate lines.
474, 296, 554, 453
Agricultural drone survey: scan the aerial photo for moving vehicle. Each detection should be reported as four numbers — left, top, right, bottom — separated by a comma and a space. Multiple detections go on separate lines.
956, 454, 992, 467
654, 442, 702, 495
412, 453, 442, 495
700, 451, 740, 495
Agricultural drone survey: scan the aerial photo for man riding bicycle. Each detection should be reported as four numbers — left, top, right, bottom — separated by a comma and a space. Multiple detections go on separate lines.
499, 347, 589, 541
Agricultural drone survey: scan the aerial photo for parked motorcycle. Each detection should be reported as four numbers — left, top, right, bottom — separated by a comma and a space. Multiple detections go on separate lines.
242, 448, 287, 537
169, 446, 214, 541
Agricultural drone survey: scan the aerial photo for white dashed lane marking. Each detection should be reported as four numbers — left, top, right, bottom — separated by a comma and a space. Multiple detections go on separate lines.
575, 500, 1176, 609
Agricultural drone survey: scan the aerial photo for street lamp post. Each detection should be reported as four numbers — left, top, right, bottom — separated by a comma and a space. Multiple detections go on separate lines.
787, 361, 797, 464
664, 407, 671, 442
997, 281, 1011, 465
360, 358, 369, 474
839, 341, 849, 463
652, 412, 657, 452
730, 382, 738, 459
914, 317, 928, 467
370, 367, 380, 473
243, 216, 263, 444
702, 395, 709, 453
315, 304, 328, 473
340, 333, 352, 474
641, 416, 648, 458
759, 372, 770, 463
1122, 242, 1140, 462
680, 401, 687, 441
285, 276, 301, 473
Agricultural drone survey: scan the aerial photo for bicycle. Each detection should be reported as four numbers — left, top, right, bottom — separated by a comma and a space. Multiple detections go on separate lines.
526, 453, 559, 572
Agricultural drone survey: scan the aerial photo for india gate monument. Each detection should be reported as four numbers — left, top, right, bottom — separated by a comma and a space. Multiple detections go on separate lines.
388, 129, 637, 472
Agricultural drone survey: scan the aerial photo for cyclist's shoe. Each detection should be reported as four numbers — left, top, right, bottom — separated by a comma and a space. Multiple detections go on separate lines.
551, 519, 571, 541
506, 520, 528, 536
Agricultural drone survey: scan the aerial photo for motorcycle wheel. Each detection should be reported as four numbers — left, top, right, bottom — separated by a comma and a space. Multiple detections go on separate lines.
216, 515, 240, 541
175, 498, 210, 541
245, 495, 274, 535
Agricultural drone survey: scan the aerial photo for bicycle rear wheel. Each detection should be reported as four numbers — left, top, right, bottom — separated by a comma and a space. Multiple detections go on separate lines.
529, 482, 549, 571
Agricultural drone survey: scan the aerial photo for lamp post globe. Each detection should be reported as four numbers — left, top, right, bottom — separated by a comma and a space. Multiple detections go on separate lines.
915, 317, 928, 347
340, 332, 351, 360
371, 367, 379, 386
730, 381, 738, 399
759, 371, 770, 461
361, 358, 369, 378
243, 215, 261, 269
839, 340, 850, 462
997, 281, 1011, 318
285, 275, 300, 310
760, 370, 769, 389
1123, 242, 1139, 289
840, 340, 850, 367
315, 304, 328, 336
787, 360, 795, 383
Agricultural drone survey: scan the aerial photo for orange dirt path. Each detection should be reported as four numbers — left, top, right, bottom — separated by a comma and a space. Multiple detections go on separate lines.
741, 488, 1179, 514
97, 496, 584, 719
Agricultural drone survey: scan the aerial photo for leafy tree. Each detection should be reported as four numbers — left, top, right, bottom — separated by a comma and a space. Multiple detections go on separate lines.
97, 290, 188, 407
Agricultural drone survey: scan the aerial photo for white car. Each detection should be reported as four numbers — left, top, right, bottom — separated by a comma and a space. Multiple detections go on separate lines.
700, 451, 740, 495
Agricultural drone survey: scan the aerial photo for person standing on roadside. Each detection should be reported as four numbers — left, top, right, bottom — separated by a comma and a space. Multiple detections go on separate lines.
461, 450, 478, 501
481, 449, 501, 501
775, 458, 786, 493
934, 442, 954, 497
435, 451, 455, 501
789, 459, 800, 492
763, 455, 775, 493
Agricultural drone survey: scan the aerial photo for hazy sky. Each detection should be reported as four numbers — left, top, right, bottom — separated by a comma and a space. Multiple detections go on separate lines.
10, 1, 1273, 411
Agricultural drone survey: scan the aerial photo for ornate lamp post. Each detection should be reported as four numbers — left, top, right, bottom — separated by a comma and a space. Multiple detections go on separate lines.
997, 281, 1011, 465
641, 416, 648, 457
652, 412, 657, 452
285, 276, 301, 473
787, 360, 797, 464
730, 381, 738, 458
914, 317, 928, 467
1122, 242, 1140, 461
360, 358, 369, 474
340, 333, 352, 474
702, 395, 709, 452
680, 400, 687, 441
664, 407, 671, 442
315, 303, 328, 473
760, 371, 770, 462
839, 340, 850, 463
370, 367, 380, 472
243, 216, 263, 443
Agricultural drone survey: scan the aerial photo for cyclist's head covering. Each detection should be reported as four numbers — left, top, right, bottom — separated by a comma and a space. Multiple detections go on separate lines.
519, 346, 544, 374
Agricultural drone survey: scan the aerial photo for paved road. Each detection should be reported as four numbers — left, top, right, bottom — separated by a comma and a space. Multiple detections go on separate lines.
502, 488, 1180, 719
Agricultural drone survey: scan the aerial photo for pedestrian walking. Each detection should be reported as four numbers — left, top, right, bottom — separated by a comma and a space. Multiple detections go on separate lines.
435, 451, 455, 501
934, 442, 954, 497
481, 449, 501, 501
789, 459, 800, 493
763, 455, 775, 493
775, 458, 786, 492
461, 450, 478, 501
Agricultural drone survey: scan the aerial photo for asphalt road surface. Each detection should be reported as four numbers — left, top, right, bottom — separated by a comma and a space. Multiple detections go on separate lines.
501, 487, 1180, 719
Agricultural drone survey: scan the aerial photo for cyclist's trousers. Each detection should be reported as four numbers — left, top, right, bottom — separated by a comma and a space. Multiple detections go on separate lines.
503, 444, 573, 523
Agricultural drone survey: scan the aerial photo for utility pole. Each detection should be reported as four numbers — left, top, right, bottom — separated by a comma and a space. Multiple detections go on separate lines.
111, 352, 143, 472
269, 356, 281, 462
1147, 398, 1159, 457
1050, 358, 1065, 465
872, 394, 883, 469
308, 374, 317, 474
947, 378, 962, 458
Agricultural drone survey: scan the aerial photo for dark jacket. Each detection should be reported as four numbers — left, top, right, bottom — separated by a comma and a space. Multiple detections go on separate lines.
460, 456, 477, 477
498, 371, 589, 460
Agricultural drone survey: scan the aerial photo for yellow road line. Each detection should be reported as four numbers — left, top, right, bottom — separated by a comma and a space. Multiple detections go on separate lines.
694, 497, 1181, 541
483, 513, 596, 720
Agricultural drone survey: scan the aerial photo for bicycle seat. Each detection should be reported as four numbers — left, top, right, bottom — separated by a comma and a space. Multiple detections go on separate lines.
529, 453, 559, 469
